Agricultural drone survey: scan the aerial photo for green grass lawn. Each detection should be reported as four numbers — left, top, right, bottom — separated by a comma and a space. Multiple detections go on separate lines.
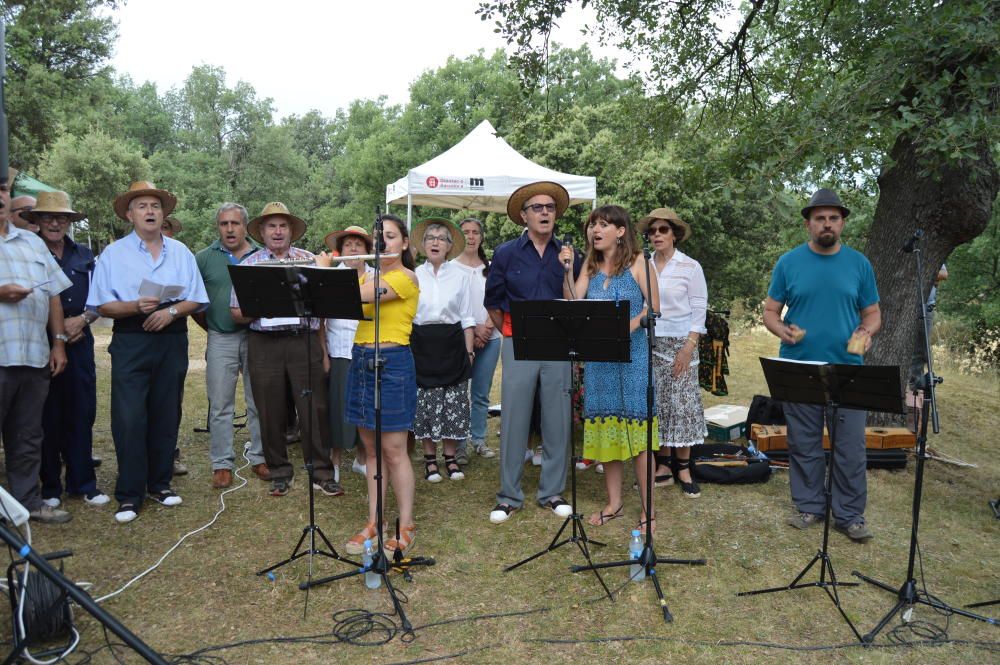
11, 325, 999, 664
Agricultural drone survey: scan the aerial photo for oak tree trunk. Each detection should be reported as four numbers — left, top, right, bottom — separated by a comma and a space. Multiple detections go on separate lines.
864, 133, 999, 424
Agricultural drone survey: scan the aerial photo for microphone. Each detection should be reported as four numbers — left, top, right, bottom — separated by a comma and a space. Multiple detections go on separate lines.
903, 229, 923, 253
562, 234, 573, 268
374, 206, 386, 253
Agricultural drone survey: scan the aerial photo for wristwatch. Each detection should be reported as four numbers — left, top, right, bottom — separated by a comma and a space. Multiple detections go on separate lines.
54, 334, 69, 343
167, 306, 178, 318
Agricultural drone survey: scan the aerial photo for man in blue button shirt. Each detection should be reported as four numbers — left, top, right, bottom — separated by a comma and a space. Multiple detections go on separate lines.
763, 188, 881, 542
26, 191, 110, 509
484, 181, 582, 524
88, 181, 208, 524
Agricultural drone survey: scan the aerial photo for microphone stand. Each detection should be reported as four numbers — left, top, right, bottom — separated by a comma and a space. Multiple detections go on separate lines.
571, 243, 706, 622
256, 267, 357, 618
852, 230, 997, 640
303, 209, 431, 638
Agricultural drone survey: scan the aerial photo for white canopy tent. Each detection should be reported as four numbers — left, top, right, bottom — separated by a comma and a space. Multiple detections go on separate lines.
385, 120, 597, 225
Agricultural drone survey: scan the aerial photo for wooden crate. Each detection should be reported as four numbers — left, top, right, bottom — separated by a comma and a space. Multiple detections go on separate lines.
750, 424, 915, 451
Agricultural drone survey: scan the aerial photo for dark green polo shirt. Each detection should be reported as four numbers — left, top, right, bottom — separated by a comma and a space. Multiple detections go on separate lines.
195, 239, 261, 333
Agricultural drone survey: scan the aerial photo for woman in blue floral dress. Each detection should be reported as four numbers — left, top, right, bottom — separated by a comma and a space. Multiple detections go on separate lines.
559, 205, 660, 533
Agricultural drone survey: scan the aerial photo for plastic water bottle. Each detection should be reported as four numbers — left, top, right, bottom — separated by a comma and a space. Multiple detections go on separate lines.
629, 529, 646, 582
362, 539, 381, 589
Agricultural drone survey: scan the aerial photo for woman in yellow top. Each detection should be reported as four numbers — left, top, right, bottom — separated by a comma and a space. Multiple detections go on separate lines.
343, 215, 420, 557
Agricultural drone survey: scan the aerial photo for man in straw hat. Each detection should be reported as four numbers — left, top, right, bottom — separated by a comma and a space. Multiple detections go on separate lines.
0, 168, 74, 524
483, 181, 581, 524
763, 187, 881, 542
88, 181, 209, 524
230, 202, 338, 498
161, 216, 182, 239
194, 203, 265, 489
26, 191, 110, 509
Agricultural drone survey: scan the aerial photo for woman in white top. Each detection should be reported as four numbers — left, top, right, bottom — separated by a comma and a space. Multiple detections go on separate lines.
411, 218, 476, 483
639, 207, 708, 499
451, 218, 500, 461
321, 226, 373, 488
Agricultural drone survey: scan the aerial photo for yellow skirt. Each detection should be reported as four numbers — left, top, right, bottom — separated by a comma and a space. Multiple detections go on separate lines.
583, 415, 660, 463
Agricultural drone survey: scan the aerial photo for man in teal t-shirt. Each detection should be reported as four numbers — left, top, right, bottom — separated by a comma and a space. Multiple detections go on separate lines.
763, 188, 881, 542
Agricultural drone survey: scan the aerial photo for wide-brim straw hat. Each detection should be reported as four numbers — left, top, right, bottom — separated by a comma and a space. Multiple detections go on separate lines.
324, 225, 373, 254
22, 190, 86, 223
506, 181, 570, 225
113, 181, 177, 221
163, 216, 183, 234
638, 207, 691, 244
801, 188, 851, 219
247, 201, 306, 244
412, 217, 466, 260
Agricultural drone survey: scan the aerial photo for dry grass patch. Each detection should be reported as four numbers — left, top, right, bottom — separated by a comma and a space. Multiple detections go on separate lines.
9, 326, 998, 663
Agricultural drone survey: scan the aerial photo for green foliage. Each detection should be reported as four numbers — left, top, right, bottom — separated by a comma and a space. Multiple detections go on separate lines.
3, 0, 119, 167
937, 206, 1000, 327
36, 129, 150, 247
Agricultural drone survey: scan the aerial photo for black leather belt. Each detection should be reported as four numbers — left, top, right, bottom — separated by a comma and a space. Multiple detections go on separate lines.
251, 328, 312, 337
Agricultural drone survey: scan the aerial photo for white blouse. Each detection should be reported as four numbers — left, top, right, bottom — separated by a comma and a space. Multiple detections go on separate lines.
325, 264, 373, 359
414, 261, 476, 329
651, 249, 708, 338
450, 258, 502, 340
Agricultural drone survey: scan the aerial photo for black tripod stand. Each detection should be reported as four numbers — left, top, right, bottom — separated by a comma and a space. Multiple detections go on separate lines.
739, 358, 902, 641
852, 230, 998, 640
0, 521, 167, 665
301, 209, 432, 635
570, 249, 706, 622
231, 263, 363, 593
502, 299, 633, 600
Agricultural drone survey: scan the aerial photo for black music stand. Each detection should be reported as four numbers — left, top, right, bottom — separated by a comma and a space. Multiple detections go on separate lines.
738, 357, 903, 642
502, 299, 628, 599
230, 264, 364, 598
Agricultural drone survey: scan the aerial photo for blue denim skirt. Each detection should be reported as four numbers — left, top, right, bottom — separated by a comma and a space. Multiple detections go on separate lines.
346, 345, 417, 432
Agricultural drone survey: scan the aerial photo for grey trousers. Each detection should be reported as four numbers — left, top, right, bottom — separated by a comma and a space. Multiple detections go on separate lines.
206, 329, 264, 469
496, 339, 570, 508
784, 402, 868, 528
0, 366, 50, 511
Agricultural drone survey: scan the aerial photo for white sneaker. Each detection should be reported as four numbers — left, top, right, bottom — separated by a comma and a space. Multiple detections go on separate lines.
489, 504, 517, 524
576, 459, 595, 471
42, 497, 61, 508
333, 466, 340, 484
543, 497, 573, 518
351, 459, 367, 476
115, 505, 138, 524
84, 492, 110, 506
532, 446, 543, 466
595, 463, 605, 474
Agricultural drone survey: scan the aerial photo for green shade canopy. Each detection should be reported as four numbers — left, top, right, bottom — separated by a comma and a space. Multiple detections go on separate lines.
13, 172, 58, 198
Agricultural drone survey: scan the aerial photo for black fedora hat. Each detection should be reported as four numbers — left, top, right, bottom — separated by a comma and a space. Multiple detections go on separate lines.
801, 188, 850, 219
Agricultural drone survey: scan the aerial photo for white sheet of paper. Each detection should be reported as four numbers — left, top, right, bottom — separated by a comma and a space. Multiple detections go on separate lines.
766, 357, 828, 365
260, 317, 301, 328
29, 278, 51, 290
138, 278, 185, 303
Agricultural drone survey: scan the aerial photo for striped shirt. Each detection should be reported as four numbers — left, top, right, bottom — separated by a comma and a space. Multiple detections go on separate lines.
0, 227, 72, 368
